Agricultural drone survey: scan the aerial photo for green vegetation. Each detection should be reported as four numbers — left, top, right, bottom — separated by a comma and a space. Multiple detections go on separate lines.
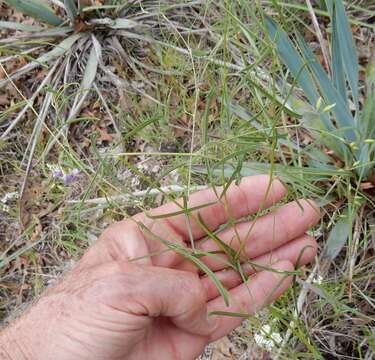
0, 0, 374, 358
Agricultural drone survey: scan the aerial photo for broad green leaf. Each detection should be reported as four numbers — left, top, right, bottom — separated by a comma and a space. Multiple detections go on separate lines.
265, 16, 320, 106
296, 33, 356, 141
334, 0, 359, 112
64, 0, 78, 22
323, 209, 351, 260
0, 21, 43, 32
5, 0, 63, 26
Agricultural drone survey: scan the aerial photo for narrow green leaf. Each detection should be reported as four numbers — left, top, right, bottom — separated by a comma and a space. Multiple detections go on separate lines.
0, 21, 43, 32
110, 18, 139, 29
0, 239, 42, 269
37, 33, 82, 64
265, 16, 320, 106
209, 311, 250, 318
323, 210, 351, 260
324, 0, 333, 16
331, 9, 347, 102
81, 45, 100, 90
146, 202, 216, 220
64, 0, 78, 22
5, 0, 63, 26
334, 0, 359, 111
137, 222, 230, 306
197, 213, 238, 263
89, 18, 138, 29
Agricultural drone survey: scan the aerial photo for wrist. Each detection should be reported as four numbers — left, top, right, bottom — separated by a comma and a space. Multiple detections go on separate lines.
0, 325, 33, 360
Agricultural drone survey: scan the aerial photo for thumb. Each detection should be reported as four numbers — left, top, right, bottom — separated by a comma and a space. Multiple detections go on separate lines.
114, 264, 217, 336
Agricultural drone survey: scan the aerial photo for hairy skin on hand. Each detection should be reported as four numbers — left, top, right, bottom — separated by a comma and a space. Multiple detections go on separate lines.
0, 176, 320, 360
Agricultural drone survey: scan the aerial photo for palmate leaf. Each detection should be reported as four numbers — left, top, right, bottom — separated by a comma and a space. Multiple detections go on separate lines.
5, 0, 63, 26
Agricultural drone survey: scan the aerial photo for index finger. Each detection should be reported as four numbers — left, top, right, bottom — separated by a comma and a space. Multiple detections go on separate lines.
142, 175, 287, 242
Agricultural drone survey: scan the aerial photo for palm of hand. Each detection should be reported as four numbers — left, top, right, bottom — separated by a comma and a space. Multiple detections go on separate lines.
8, 176, 320, 360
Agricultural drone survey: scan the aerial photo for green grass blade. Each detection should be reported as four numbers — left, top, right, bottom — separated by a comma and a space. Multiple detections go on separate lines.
5, 0, 63, 26
197, 213, 238, 263
137, 222, 230, 306
334, 0, 359, 112
64, 0, 78, 22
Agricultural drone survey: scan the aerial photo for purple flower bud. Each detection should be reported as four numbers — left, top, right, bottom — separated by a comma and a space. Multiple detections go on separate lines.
53, 169, 64, 179
63, 169, 80, 186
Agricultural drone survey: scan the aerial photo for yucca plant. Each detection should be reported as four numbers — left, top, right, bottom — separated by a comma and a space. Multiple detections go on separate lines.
265, 0, 374, 181
0, 0, 203, 202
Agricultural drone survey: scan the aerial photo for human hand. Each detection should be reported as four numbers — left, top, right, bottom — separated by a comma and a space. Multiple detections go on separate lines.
0, 175, 320, 360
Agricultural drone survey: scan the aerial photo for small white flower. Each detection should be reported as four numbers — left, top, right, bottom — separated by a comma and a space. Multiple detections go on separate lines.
313, 274, 323, 285
0, 191, 19, 213
254, 324, 282, 351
